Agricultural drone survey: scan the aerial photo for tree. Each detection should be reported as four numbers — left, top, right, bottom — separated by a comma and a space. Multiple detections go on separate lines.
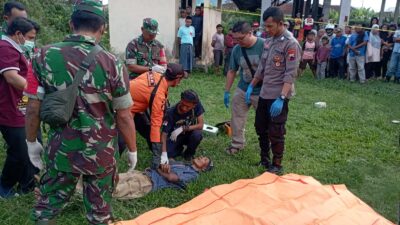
329, 9, 339, 23
349, 7, 378, 25
0, 0, 110, 49
0, 0, 72, 45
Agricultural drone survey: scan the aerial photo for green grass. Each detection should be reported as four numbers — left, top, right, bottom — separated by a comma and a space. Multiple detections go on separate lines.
0, 71, 399, 224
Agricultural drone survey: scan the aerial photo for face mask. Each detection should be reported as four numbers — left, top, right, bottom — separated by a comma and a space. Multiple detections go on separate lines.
20, 39, 35, 59
23, 40, 35, 52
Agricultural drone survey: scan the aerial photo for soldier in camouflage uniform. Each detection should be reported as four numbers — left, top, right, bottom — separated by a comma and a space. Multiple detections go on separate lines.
0, 1, 27, 37
125, 18, 167, 79
24, 1, 137, 224
124, 18, 167, 151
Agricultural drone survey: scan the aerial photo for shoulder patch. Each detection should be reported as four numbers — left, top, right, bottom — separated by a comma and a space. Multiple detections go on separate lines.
288, 48, 296, 61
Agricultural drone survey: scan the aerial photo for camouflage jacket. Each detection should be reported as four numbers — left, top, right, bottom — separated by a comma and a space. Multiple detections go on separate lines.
29, 34, 132, 175
125, 34, 167, 79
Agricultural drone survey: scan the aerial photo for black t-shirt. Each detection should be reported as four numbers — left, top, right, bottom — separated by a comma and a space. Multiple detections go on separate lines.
162, 102, 205, 134
381, 32, 394, 55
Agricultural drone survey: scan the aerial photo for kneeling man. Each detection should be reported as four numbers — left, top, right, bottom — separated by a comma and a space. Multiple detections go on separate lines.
161, 90, 204, 161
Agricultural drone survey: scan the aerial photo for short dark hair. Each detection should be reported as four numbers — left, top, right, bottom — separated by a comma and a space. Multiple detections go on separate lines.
195, 6, 201, 10
71, 10, 106, 33
6, 16, 34, 36
181, 89, 199, 104
28, 19, 40, 33
165, 63, 184, 81
232, 21, 251, 34
3, 1, 25, 16
216, 24, 223, 29
262, 7, 284, 22
185, 16, 192, 20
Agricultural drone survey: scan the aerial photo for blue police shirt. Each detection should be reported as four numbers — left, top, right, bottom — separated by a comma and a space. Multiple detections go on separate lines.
348, 33, 369, 57
147, 163, 199, 191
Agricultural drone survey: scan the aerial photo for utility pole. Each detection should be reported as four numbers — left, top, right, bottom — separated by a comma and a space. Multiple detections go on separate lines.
379, 0, 386, 23
394, 0, 400, 25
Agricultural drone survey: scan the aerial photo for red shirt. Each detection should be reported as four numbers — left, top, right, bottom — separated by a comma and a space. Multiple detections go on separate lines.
0, 36, 28, 127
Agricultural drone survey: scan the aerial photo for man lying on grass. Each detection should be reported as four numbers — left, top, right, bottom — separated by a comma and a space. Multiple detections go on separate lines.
74, 156, 213, 200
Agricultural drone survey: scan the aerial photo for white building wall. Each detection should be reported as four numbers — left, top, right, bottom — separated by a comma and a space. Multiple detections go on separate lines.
109, 0, 179, 57
201, 7, 222, 66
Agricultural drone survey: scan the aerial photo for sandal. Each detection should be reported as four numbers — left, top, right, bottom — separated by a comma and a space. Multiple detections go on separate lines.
225, 146, 241, 155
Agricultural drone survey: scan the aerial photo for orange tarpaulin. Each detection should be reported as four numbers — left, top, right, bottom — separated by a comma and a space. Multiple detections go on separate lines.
113, 173, 394, 225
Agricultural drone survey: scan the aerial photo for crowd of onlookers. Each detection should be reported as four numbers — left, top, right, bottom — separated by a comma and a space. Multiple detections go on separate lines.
290, 16, 400, 84
255, 16, 400, 83
183, 11, 400, 84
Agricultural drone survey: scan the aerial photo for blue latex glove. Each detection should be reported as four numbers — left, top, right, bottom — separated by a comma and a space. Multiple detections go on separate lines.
270, 97, 284, 117
245, 84, 254, 105
224, 91, 230, 108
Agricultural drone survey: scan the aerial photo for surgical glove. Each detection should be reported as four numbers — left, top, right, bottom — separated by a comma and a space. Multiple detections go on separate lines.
26, 139, 44, 170
161, 152, 169, 164
245, 84, 254, 105
127, 151, 137, 172
224, 91, 230, 108
170, 127, 183, 141
152, 64, 166, 74
270, 97, 284, 117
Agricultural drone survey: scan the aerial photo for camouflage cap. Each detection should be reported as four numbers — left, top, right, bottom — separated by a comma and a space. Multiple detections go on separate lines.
143, 18, 159, 35
73, 0, 105, 19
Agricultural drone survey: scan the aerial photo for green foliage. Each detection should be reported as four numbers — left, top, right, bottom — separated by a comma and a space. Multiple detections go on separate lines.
221, 10, 259, 32
0, 71, 399, 224
327, 6, 380, 26
0, 0, 110, 50
328, 9, 339, 23
349, 7, 378, 26
0, 0, 72, 46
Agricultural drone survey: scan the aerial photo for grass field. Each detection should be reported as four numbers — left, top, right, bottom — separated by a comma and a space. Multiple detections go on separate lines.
0, 71, 399, 224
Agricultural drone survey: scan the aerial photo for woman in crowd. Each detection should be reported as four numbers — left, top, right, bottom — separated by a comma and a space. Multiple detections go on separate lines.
365, 24, 382, 79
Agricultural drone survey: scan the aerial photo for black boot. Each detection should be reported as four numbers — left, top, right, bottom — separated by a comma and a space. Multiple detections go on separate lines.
267, 157, 284, 175
384, 76, 391, 82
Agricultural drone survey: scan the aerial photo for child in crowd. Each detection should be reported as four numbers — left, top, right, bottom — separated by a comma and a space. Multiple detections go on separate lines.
316, 36, 330, 79
211, 24, 224, 74
298, 30, 317, 77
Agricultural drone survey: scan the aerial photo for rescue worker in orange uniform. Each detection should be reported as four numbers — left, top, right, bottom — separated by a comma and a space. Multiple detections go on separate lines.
127, 63, 185, 169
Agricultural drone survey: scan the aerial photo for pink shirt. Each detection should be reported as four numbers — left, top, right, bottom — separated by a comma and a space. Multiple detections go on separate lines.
302, 41, 316, 60
316, 45, 331, 63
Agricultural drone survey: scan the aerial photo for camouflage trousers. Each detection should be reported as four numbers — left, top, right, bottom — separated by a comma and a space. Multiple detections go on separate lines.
31, 166, 116, 224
